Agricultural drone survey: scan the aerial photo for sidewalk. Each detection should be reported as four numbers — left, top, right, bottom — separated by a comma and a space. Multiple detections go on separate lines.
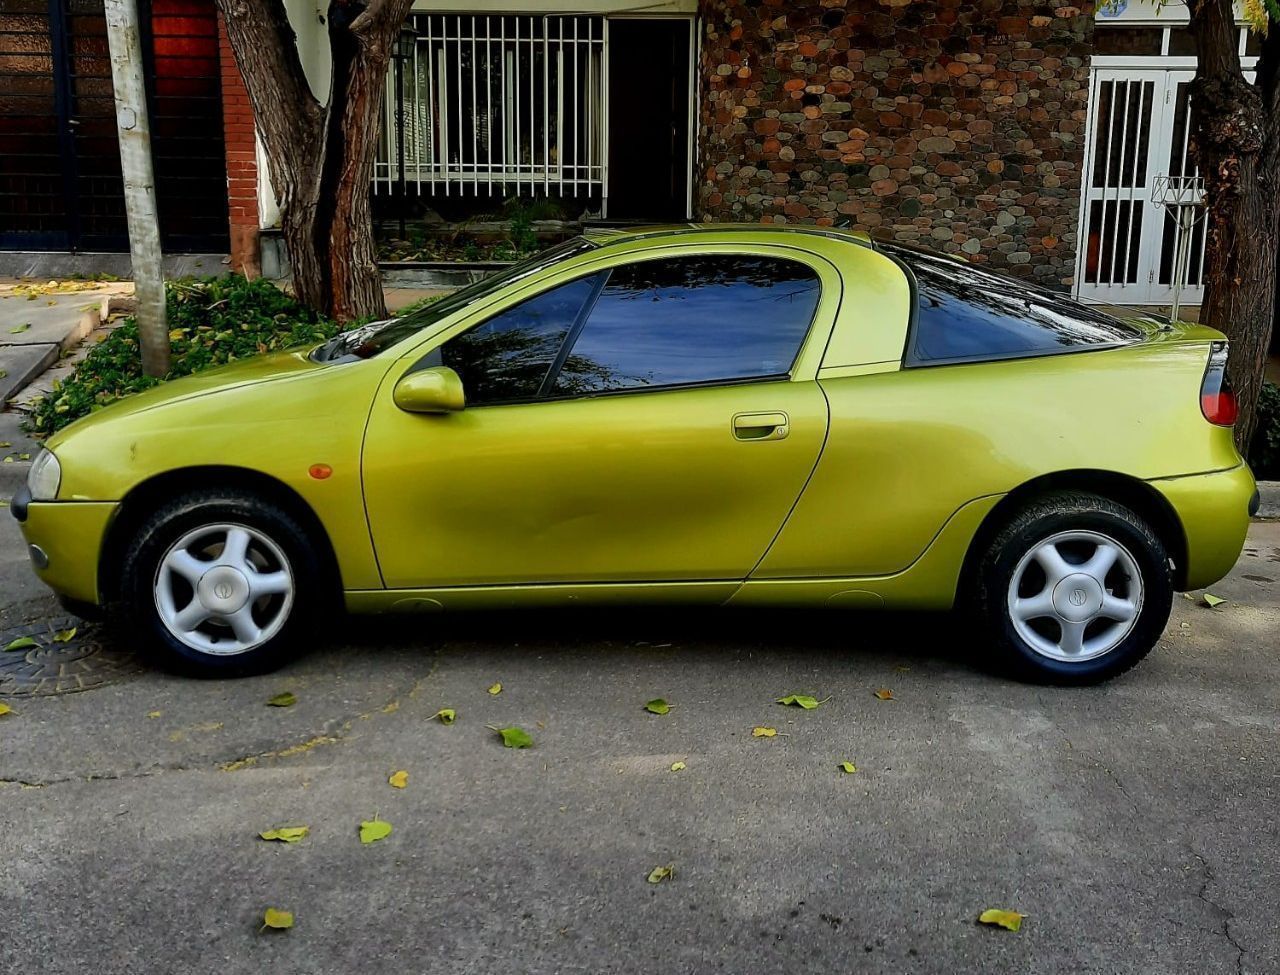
0, 281, 134, 406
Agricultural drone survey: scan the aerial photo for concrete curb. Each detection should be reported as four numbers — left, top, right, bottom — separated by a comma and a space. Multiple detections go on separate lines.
380, 263, 503, 289
2, 292, 135, 413
1257, 480, 1280, 519
0, 251, 226, 279
0, 407, 37, 492
0, 344, 60, 406
0, 286, 135, 410
57, 311, 96, 355
0, 464, 28, 499
1, 300, 100, 406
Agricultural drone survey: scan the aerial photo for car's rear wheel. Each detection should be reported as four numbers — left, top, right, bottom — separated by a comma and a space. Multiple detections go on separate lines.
118, 489, 323, 676
973, 492, 1173, 684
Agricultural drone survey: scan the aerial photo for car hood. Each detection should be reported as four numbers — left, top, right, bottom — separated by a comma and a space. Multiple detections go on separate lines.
48, 346, 329, 449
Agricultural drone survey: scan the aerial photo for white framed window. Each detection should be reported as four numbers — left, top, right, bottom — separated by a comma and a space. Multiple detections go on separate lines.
374, 14, 605, 198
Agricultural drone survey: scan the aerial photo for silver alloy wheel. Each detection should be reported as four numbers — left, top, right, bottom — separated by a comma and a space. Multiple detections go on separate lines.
154, 522, 294, 656
1006, 529, 1144, 663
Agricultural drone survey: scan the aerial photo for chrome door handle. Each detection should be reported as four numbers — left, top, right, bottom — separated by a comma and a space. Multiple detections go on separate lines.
732, 411, 789, 441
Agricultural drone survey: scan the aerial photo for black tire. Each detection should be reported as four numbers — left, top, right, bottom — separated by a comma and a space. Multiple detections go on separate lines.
972, 492, 1173, 685
115, 488, 326, 676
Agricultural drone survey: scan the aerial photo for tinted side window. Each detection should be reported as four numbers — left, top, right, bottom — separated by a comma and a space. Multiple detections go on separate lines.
441, 275, 599, 404
552, 256, 821, 396
885, 244, 1138, 366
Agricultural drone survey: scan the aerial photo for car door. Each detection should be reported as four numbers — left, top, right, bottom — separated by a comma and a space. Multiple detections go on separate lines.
361, 249, 835, 589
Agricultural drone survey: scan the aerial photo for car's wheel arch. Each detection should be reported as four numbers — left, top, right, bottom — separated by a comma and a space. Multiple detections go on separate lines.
98, 466, 342, 605
959, 469, 1189, 596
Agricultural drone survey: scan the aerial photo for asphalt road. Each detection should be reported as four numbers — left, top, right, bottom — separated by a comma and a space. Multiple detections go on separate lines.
1, 506, 1277, 975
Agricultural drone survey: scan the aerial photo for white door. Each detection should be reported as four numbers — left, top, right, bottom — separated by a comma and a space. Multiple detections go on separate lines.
1076, 67, 1206, 307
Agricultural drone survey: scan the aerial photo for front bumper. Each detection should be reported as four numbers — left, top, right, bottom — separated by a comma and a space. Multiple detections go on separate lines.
1149, 463, 1257, 592
9, 490, 117, 605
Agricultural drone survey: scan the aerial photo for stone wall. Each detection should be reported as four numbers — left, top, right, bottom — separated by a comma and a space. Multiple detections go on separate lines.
696, 0, 1095, 287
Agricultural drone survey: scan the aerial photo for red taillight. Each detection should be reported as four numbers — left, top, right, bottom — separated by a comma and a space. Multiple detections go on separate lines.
1201, 390, 1238, 425
1200, 342, 1237, 426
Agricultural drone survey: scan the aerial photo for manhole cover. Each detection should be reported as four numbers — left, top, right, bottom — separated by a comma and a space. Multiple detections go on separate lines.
0, 616, 141, 696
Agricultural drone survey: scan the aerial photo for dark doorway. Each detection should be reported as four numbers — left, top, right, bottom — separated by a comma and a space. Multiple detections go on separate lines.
606, 18, 689, 222
0, 0, 228, 252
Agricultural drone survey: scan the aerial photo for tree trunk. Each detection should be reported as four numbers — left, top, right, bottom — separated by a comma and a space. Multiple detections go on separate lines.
215, 0, 412, 322
1189, 0, 1280, 449
322, 2, 399, 322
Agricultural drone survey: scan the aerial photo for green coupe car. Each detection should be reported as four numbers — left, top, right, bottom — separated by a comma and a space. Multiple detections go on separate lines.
11, 225, 1258, 683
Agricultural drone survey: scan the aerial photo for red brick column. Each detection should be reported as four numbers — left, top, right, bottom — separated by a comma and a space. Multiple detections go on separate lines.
217, 12, 261, 276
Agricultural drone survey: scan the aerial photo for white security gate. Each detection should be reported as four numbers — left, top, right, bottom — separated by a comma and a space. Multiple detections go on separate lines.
1076, 67, 1205, 306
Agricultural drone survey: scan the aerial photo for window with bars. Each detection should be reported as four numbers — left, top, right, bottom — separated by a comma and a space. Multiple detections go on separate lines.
375, 13, 604, 199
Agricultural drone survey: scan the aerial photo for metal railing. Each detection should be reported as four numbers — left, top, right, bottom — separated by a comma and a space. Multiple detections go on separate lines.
374, 13, 606, 198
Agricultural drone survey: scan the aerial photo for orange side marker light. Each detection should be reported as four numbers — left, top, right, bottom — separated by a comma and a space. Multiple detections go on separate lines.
308, 464, 333, 480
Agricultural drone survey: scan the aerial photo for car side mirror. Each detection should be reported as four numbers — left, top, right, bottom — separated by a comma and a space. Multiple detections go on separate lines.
393, 366, 465, 414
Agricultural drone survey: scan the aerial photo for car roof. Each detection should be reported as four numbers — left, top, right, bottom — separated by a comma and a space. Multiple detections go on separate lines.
581, 222, 877, 252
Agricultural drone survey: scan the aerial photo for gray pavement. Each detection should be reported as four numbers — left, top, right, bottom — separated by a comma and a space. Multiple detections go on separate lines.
1, 507, 1278, 974
0, 282, 128, 405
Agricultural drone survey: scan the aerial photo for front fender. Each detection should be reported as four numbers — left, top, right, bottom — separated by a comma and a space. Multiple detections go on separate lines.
47, 357, 391, 591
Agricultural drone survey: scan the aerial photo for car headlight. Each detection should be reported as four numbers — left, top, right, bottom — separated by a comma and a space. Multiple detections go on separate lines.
27, 448, 61, 501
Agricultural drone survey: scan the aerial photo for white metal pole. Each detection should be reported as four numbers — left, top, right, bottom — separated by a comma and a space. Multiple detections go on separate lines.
1171, 207, 1194, 323
104, 0, 168, 377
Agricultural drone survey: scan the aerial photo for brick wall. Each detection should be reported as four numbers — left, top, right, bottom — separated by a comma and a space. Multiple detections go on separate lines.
696, 0, 1094, 287
217, 12, 260, 275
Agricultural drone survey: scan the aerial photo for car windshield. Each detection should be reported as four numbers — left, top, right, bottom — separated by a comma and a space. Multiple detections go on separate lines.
314, 236, 597, 361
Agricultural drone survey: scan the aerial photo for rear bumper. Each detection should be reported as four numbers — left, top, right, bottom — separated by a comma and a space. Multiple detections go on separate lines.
1149, 464, 1256, 591
11, 498, 117, 605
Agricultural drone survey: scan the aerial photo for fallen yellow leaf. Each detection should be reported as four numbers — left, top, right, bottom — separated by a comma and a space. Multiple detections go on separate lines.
838, 761, 857, 774
259, 826, 309, 844
752, 726, 778, 738
487, 682, 502, 695
670, 761, 686, 771
360, 818, 392, 844
262, 907, 294, 930
491, 725, 533, 748
146, 710, 162, 719
978, 908, 1024, 932
0, 703, 12, 716
647, 864, 675, 884
388, 770, 408, 789
874, 688, 894, 700
1203, 593, 1226, 608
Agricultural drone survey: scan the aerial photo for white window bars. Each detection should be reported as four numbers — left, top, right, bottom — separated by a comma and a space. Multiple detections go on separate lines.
374, 14, 606, 198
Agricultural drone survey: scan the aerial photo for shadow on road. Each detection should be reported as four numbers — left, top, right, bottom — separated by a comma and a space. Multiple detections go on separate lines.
321, 604, 986, 678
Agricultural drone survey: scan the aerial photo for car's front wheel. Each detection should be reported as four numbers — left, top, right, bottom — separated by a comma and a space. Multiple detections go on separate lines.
974, 492, 1173, 684
118, 489, 324, 676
